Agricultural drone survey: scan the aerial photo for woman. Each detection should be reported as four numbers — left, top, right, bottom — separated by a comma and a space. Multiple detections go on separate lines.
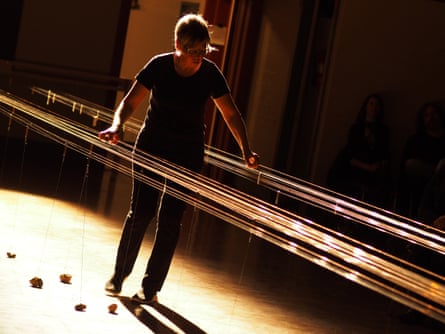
397, 102, 445, 217
327, 94, 391, 207
99, 14, 259, 304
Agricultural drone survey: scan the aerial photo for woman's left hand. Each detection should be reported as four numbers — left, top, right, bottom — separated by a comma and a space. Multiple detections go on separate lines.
245, 152, 260, 169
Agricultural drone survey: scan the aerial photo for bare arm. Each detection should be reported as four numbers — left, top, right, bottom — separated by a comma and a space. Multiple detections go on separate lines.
99, 81, 149, 144
213, 93, 259, 168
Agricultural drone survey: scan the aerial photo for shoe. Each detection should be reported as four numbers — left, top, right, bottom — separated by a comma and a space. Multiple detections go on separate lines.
105, 279, 122, 295
131, 289, 158, 305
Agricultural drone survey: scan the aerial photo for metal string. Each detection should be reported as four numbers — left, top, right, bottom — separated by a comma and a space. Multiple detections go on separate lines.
1, 89, 444, 323
29, 87, 445, 254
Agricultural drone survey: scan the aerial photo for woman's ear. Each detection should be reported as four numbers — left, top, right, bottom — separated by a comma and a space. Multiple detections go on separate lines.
175, 40, 183, 56
175, 39, 181, 51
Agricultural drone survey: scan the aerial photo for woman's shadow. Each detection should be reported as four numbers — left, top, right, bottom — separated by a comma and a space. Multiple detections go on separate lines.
118, 296, 207, 334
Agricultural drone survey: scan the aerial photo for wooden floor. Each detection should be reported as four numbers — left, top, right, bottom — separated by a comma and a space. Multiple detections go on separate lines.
1, 188, 444, 334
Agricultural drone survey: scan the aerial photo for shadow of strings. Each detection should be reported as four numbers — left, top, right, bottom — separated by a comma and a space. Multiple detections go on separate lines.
0, 87, 444, 324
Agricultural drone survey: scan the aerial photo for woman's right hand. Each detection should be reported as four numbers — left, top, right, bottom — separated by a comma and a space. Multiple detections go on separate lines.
98, 126, 120, 144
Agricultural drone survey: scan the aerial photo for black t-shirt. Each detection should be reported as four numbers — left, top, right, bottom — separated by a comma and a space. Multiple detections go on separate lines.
135, 52, 229, 169
402, 133, 445, 166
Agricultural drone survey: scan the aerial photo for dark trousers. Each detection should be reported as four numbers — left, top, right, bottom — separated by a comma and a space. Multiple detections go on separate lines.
112, 170, 187, 296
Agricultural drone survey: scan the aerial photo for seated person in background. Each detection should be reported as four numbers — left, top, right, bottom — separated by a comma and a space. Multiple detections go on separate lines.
405, 160, 445, 286
327, 93, 391, 208
397, 101, 445, 218
399, 159, 445, 325
418, 158, 445, 231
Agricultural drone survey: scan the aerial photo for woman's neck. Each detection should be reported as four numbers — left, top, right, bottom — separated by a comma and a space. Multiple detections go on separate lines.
173, 53, 200, 77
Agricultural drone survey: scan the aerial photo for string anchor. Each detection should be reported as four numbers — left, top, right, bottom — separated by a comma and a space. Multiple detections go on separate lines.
60, 273, 72, 284
29, 276, 43, 289
75, 303, 87, 312
108, 303, 118, 314
6, 252, 16, 259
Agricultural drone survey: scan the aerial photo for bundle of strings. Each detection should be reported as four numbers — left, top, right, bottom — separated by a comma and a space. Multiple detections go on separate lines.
1, 88, 444, 323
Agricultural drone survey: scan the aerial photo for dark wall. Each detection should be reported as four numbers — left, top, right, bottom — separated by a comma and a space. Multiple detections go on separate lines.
0, 0, 132, 209
1, 0, 131, 99
15, 0, 130, 75
0, 1, 24, 60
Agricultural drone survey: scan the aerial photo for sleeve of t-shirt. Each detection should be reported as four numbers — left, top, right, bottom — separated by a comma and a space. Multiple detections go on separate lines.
210, 63, 230, 99
135, 56, 159, 89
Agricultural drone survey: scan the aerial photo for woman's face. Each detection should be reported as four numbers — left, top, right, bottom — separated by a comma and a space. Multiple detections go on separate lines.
177, 41, 208, 71
423, 105, 442, 131
365, 97, 380, 122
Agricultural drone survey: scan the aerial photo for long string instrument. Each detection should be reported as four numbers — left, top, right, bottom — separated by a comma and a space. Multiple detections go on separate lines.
1, 88, 444, 323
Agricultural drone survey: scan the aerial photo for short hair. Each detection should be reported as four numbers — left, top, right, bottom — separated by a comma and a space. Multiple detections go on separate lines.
174, 14, 211, 50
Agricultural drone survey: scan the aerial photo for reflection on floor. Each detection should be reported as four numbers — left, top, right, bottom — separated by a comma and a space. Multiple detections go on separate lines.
0, 188, 443, 334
